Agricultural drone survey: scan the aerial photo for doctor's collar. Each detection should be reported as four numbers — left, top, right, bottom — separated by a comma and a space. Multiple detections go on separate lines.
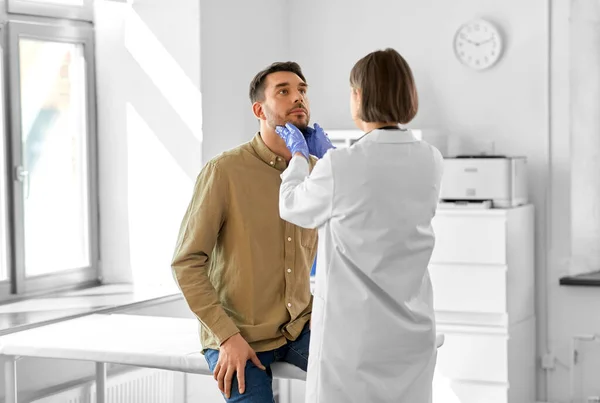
357, 127, 417, 145
367, 124, 407, 132
356, 125, 403, 141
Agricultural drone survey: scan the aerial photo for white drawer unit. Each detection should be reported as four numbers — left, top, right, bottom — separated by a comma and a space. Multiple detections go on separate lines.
433, 378, 510, 403
431, 214, 508, 265
430, 205, 536, 403
430, 264, 508, 315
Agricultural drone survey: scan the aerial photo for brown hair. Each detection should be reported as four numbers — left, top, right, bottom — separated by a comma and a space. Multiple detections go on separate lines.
349, 48, 418, 124
249, 62, 306, 103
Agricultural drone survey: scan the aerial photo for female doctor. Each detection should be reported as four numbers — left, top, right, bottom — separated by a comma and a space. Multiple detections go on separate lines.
275, 48, 443, 403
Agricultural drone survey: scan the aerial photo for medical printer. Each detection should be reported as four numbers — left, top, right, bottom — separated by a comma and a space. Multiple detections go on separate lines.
439, 156, 528, 208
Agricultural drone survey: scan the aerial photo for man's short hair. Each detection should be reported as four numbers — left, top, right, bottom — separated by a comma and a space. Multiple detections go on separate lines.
249, 62, 307, 103
349, 48, 418, 124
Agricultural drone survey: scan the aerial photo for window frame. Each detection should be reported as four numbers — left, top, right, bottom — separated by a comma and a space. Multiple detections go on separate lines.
0, 43, 13, 296
7, 20, 100, 296
7, 0, 93, 22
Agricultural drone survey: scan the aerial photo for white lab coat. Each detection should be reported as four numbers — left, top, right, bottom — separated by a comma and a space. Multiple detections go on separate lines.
279, 129, 444, 403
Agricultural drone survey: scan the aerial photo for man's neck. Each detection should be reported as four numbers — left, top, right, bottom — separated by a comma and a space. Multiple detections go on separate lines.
261, 127, 293, 162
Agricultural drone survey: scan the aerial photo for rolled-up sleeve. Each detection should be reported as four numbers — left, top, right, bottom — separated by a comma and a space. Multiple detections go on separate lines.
279, 153, 334, 229
171, 161, 239, 345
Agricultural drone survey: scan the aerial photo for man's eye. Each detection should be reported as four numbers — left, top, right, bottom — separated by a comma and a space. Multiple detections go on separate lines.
279, 89, 288, 95
300, 89, 307, 94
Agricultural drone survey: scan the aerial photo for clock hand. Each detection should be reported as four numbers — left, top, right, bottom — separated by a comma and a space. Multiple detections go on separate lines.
478, 37, 495, 45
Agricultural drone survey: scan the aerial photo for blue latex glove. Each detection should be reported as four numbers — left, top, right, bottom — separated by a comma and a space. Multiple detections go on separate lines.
305, 123, 335, 159
275, 123, 310, 159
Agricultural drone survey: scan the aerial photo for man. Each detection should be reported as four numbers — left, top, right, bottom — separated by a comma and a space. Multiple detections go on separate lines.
171, 62, 318, 402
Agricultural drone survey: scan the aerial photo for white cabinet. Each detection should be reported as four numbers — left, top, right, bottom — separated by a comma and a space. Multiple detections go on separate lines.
430, 205, 536, 403
325, 129, 363, 148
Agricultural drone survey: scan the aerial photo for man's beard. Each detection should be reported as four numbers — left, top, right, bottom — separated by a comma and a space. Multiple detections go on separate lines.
264, 105, 310, 132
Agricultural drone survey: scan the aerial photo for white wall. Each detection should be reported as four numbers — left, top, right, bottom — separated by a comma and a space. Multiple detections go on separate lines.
199, 0, 290, 162
95, 0, 290, 284
95, 0, 201, 287
547, 0, 600, 402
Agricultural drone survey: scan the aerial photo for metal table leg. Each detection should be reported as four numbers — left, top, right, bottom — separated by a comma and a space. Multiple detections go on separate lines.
4, 356, 17, 403
279, 378, 292, 403
96, 362, 107, 403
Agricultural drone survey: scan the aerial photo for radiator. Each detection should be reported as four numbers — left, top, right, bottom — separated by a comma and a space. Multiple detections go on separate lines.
29, 368, 177, 403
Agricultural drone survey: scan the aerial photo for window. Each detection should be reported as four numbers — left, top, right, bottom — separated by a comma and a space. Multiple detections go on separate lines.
7, 21, 98, 295
7, 0, 93, 21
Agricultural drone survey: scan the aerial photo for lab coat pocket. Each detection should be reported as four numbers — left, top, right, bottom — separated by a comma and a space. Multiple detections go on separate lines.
301, 228, 317, 249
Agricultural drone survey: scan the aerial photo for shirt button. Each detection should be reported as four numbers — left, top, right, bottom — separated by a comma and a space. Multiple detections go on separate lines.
287, 303, 292, 307
287, 268, 292, 273
287, 237, 292, 242
269, 161, 274, 165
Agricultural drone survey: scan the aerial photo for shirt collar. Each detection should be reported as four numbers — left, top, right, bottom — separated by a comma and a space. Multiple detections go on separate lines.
359, 128, 419, 144
251, 133, 288, 171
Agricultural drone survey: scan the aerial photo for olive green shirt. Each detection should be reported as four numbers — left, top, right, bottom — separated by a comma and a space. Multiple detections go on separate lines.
172, 133, 317, 352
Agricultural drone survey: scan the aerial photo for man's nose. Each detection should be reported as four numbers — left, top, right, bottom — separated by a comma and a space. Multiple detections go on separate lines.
293, 90, 306, 103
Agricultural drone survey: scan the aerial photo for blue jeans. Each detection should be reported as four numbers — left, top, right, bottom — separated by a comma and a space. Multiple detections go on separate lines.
204, 323, 310, 402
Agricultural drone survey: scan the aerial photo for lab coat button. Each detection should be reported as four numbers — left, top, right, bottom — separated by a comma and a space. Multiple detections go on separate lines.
287, 268, 292, 273
287, 237, 292, 242
287, 303, 292, 307
270, 161, 274, 165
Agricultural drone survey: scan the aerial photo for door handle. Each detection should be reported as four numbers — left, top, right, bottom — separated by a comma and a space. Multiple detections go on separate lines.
15, 166, 30, 199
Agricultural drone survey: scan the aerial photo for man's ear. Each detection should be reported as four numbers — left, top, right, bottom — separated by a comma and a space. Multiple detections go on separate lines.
252, 102, 265, 120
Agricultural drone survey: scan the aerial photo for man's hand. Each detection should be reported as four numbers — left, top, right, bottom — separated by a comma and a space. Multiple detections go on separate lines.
306, 123, 335, 158
214, 333, 266, 398
276, 123, 310, 159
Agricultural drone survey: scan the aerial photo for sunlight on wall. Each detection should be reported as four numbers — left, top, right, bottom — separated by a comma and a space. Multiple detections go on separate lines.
126, 102, 192, 289
94, 0, 202, 287
124, 9, 203, 143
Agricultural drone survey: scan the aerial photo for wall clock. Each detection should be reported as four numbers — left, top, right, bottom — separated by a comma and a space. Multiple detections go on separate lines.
454, 19, 503, 70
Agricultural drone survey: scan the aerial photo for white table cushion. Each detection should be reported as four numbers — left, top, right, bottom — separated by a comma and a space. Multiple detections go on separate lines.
0, 314, 308, 380
0, 313, 444, 382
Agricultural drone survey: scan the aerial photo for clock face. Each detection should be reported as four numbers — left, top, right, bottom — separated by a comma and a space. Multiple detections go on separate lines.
454, 19, 502, 70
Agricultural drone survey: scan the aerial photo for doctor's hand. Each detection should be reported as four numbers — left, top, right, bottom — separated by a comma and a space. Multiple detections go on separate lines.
275, 123, 310, 159
306, 123, 335, 159
215, 333, 266, 398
